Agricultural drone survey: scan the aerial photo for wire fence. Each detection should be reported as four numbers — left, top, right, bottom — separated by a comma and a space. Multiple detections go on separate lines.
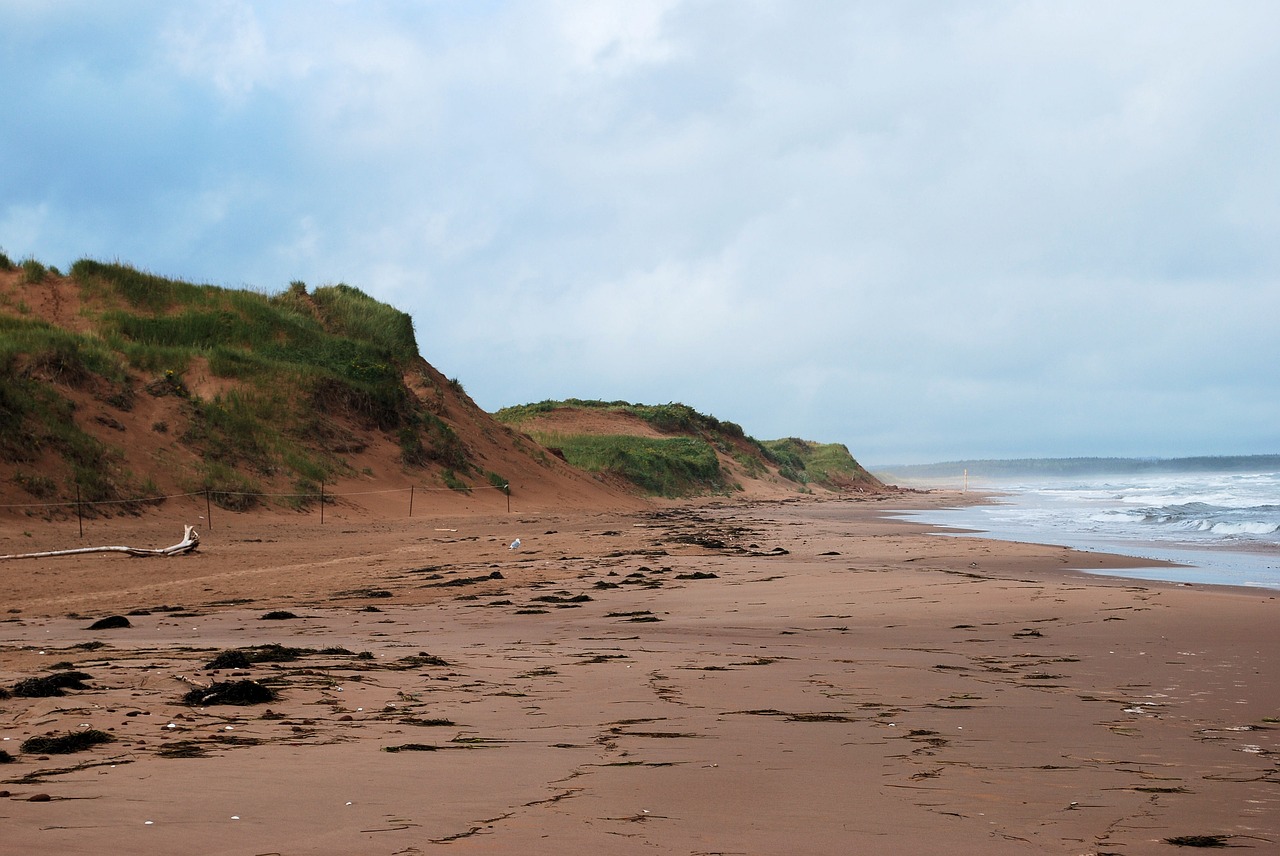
0, 481, 512, 537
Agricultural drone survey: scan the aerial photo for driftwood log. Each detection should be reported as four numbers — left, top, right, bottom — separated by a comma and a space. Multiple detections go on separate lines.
0, 525, 199, 560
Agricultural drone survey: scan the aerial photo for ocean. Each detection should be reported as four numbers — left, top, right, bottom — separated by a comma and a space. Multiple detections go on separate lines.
900, 470, 1280, 590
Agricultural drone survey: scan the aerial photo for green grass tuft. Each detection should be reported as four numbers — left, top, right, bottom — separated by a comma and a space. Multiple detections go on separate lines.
21, 258, 48, 284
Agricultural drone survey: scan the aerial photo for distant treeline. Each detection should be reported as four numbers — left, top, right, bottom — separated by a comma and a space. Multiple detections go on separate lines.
874, 454, 1280, 480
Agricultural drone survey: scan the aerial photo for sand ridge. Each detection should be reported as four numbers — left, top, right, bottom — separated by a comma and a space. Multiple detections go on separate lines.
1, 495, 1277, 854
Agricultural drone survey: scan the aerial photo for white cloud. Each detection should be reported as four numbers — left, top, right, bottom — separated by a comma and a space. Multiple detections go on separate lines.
162, 2, 271, 100
550, 0, 681, 74
4, 0, 1279, 461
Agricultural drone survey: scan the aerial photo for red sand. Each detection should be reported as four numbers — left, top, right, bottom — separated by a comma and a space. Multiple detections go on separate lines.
1, 494, 1277, 854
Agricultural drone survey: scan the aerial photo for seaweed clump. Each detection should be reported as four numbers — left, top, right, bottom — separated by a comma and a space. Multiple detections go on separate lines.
11, 671, 94, 698
391, 652, 449, 669
22, 729, 116, 754
1165, 836, 1232, 848
382, 743, 439, 752
156, 741, 210, 758
87, 615, 131, 630
205, 650, 253, 670
203, 644, 315, 669
182, 680, 278, 706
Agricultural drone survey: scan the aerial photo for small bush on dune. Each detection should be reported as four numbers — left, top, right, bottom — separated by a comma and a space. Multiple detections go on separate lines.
21, 258, 48, 284
310, 283, 418, 362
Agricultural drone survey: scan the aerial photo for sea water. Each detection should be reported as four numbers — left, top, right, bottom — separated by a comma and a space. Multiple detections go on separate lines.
901, 470, 1280, 590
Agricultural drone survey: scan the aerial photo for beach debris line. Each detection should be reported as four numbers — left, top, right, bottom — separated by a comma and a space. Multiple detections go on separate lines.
0, 525, 200, 560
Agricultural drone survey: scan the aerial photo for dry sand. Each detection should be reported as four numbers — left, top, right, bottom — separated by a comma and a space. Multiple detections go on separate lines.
1, 493, 1277, 854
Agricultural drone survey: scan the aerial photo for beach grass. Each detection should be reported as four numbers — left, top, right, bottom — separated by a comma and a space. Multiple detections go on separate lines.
527, 431, 725, 497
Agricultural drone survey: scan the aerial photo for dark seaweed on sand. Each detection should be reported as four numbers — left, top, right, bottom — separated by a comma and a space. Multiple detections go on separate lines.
401, 717, 456, 727
22, 729, 115, 754
382, 743, 439, 752
87, 615, 131, 630
156, 740, 210, 758
205, 650, 253, 669
260, 610, 299, 620
1165, 835, 1232, 848
204, 644, 318, 669
428, 571, 504, 588
389, 652, 449, 669
251, 644, 313, 661
183, 679, 278, 706
11, 671, 94, 698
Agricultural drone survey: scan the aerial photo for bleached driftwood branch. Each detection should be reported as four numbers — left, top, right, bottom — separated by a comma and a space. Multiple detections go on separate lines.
0, 525, 200, 560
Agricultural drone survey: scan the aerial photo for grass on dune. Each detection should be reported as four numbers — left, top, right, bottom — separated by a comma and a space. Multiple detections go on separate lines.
498, 398, 878, 494
0, 258, 465, 510
527, 430, 727, 497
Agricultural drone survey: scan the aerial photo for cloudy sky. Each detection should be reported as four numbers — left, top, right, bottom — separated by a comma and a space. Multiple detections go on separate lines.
3, 1, 1278, 465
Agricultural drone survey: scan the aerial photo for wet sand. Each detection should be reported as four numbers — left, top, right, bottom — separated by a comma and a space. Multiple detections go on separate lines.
2, 494, 1277, 854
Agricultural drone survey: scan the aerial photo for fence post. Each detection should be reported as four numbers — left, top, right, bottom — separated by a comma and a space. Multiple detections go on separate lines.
409, 485, 414, 518
76, 484, 83, 537
205, 488, 213, 531
320, 481, 325, 524
506, 484, 511, 513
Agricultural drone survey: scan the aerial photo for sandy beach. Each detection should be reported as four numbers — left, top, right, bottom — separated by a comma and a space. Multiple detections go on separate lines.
1, 493, 1277, 854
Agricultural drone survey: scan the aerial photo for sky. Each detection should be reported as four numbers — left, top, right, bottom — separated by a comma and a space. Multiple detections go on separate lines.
2, 1, 1278, 466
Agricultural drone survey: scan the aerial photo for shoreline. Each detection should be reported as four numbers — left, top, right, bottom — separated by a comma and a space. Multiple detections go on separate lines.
899, 489, 1280, 593
2, 493, 1277, 854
